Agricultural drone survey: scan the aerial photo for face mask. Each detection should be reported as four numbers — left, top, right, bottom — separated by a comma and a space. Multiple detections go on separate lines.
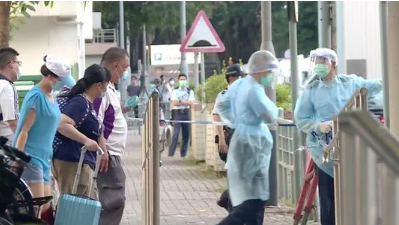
150, 84, 156, 89
179, 80, 187, 87
169, 81, 175, 87
122, 71, 128, 80
100, 91, 106, 98
314, 64, 330, 78
260, 73, 274, 86
50, 77, 60, 89
16, 66, 22, 80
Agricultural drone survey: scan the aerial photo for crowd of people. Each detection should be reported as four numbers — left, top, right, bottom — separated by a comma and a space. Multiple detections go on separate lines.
0, 46, 130, 225
0, 44, 383, 225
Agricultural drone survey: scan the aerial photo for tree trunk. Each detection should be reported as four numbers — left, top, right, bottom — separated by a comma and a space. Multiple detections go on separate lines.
0, 1, 11, 48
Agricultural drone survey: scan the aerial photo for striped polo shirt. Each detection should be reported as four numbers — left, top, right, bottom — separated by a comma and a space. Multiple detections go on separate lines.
94, 82, 127, 156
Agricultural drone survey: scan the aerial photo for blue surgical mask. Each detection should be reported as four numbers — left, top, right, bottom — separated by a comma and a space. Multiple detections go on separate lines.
122, 71, 129, 80
260, 73, 274, 86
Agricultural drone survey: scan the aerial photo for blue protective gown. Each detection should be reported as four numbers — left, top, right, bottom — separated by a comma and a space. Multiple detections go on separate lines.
294, 74, 383, 177
217, 76, 279, 207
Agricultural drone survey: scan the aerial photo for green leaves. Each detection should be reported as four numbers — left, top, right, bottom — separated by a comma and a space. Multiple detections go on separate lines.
195, 73, 228, 103
276, 83, 292, 110
9, 1, 54, 37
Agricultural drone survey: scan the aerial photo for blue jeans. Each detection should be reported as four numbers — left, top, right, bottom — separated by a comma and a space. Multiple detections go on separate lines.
316, 166, 335, 225
168, 110, 190, 157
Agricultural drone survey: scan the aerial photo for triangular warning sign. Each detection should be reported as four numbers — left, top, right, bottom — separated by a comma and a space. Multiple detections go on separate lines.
180, 10, 225, 53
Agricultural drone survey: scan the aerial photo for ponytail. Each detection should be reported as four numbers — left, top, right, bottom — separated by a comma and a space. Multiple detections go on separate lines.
58, 78, 87, 98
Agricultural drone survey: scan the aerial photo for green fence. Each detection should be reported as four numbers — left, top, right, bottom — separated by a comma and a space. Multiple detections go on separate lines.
15, 63, 79, 106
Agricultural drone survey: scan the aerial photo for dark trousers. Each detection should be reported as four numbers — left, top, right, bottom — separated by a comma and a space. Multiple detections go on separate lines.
316, 166, 335, 225
218, 189, 233, 212
217, 199, 266, 225
133, 106, 139, 118
168, 110, 190, 157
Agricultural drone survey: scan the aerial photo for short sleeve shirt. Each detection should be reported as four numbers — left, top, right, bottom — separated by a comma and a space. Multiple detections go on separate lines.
212, 88, 228, 115
53, 95, 103, 168
0, 75, 19, 142
126, 85, 140, 97
171, 87, 195, 110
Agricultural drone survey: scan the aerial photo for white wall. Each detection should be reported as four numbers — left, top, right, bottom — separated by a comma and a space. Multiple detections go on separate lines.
85, 55, 102, 68
10, 17, 79, 75
342, 1, 382, 79
29, 1, 78, 17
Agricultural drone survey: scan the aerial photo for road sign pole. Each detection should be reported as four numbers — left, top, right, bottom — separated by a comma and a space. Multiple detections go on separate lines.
179, 1, 189, 78
261, 1, 278, 207
201, 52, 206, 107
194, 53, 199, 88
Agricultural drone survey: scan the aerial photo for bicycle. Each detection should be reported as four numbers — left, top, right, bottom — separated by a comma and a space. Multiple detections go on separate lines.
293, 131, 332, 225
293, 109, 384, 225
0, 136, 52, 225
158, 109, 172, 167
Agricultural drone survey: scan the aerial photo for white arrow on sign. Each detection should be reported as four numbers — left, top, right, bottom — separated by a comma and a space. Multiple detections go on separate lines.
180, 10, 225, 53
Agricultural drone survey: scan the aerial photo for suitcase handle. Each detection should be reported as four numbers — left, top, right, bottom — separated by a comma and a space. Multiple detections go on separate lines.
71, 146, 105, 198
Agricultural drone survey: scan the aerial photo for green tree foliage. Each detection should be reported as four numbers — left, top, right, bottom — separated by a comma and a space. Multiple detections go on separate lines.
276, 83, 292, 110
94, 1, 318, 65
93, 1, 215, 44
0, 1, 53, 47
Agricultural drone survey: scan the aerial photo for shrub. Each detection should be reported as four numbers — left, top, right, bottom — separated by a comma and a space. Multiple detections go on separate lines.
276, 83, 292, 110
194, 57, 243, 103
195, 74, 228, 103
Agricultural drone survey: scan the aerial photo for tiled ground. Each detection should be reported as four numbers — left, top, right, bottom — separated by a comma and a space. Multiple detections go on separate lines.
120, 130, 320, 225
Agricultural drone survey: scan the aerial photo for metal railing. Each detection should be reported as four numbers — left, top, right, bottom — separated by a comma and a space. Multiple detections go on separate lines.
321, 88, 369, 224
277, 123, 307, 206
92, 28, 117, 43
338, 110, 399, 225
141, 93, 160, 225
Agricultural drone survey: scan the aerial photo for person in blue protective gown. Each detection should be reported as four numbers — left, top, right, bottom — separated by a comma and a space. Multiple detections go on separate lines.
294, 48, 383, 225
216, 50, 279, 225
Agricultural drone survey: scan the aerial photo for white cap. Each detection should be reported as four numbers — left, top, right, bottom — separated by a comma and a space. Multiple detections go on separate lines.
309, 48, 338, 65
45, 55, 71, 77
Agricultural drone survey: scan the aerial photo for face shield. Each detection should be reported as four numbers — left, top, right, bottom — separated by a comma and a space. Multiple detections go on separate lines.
308, 48, 338, 79
309, 56, 333, 79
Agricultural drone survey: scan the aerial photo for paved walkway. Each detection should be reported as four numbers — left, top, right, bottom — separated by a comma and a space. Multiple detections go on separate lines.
120, 130, 320, 225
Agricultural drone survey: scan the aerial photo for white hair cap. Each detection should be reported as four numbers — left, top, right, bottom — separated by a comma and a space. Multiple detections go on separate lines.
45, 55, 71, 77
247, 50, 279, 74
309, 48, 338, 66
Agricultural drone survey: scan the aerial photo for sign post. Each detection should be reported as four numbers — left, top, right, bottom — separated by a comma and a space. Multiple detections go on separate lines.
180, 9, 225, 160
180, 10, 225, 108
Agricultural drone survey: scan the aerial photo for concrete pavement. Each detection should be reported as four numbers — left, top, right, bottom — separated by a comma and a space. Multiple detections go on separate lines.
120, 130, 320, 225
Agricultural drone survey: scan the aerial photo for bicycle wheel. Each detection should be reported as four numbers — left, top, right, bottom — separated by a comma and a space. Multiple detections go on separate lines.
7, 180, 35, 216
9, 214, 47, 225
0, 216, 12, 225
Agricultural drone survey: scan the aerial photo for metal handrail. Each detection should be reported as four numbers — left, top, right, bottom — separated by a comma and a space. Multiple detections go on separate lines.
322, 87, 369, 162
92, 28, 116, 43
141, 92, 160, 225
316, 88, 369, 225
338, 110, 399, 225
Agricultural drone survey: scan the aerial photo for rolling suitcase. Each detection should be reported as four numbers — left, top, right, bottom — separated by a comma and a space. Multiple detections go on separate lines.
54, 147, 104, 225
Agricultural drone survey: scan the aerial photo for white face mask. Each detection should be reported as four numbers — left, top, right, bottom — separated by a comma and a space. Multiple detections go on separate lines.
169, 81, 175, 86
16, 66, 22, 80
